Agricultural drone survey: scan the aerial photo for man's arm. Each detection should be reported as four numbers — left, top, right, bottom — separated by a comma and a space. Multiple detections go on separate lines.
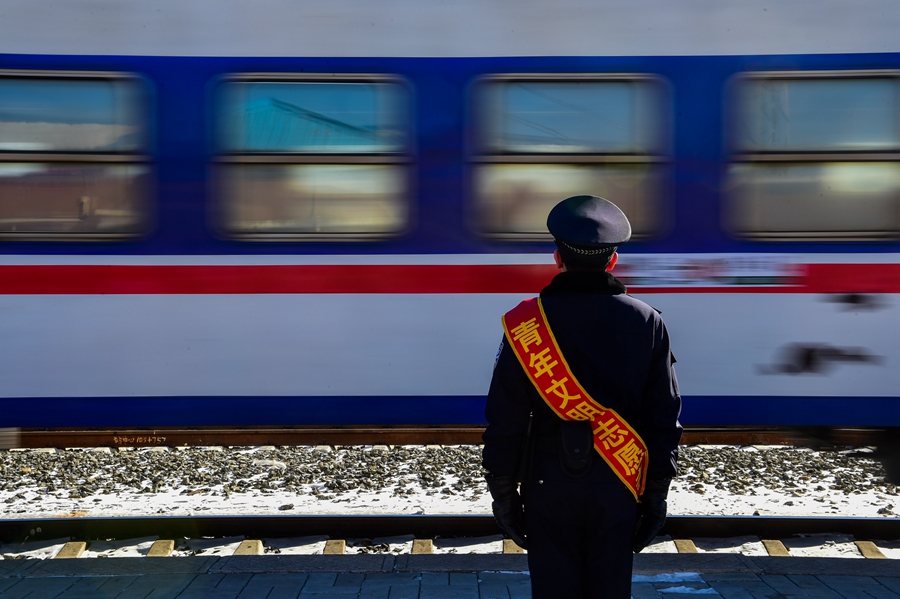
641, 317, 683, 481
482, 335, 535, 549
482, 336, 535, 477
634, 316, 682, 552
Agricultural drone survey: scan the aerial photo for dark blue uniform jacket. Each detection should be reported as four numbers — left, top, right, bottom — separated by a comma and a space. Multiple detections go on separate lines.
482, 270, 682, 484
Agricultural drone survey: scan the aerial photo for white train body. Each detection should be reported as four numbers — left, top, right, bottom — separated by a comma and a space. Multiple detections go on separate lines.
0, 0, 898, 427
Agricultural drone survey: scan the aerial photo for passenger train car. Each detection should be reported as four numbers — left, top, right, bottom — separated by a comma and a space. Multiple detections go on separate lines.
0, 0, 899, 430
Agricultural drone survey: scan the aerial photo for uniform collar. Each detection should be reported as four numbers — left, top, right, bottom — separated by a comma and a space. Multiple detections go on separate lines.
540, 271, 627, 296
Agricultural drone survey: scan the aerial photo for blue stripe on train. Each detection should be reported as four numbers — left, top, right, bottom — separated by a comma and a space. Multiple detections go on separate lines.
0, 52, 899, 257
0, 395, 898, 428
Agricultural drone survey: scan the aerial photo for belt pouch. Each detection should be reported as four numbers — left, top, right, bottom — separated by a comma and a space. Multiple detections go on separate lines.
559, 420, 593, 477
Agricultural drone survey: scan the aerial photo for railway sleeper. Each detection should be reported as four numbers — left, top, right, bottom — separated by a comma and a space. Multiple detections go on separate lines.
11, 536, 893, 560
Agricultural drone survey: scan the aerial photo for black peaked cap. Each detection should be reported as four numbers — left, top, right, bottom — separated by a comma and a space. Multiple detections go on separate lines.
547, 195, 631, 248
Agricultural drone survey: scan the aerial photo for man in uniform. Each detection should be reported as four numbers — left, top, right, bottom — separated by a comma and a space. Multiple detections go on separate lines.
482, 195, 682, 599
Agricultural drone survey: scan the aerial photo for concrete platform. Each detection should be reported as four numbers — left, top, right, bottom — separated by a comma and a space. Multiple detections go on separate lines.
0, 554, 896, 598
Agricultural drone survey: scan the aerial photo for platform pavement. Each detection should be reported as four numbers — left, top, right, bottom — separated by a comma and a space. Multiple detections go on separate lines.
0, 554, 898, 598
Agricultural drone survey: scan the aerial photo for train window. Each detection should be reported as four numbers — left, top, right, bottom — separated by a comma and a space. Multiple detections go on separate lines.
0, 72, 152, 240
471, 75, 669, 241
212, 76, 411, 240
735, 78, 899, 152
725, 72, 900, 240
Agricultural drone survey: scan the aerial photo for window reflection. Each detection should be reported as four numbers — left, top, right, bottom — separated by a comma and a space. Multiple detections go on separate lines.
0, 78, 146, 152
736, 78, 900, 152
727, 73, 900, 240
0, 73, 152, 240
727, 163, 900, 238
217, 82, 407, 154
214, 77, 410, 240
216, 165, 406, 236
476, 164, 663, 239
480, 81, 663, 154
472, 76, 667, 241
0, 164, 150, 234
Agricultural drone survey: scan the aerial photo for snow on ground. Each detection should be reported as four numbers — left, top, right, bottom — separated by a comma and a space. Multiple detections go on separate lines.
0, 444, 897, 558
0, 444, 895, 520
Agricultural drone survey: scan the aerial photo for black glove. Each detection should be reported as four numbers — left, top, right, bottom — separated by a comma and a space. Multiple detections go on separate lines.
486, 475, 528, 549
633, 478, 670, 553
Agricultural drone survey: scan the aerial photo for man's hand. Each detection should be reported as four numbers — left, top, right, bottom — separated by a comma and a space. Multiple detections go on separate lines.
486, 475, 528, 549
633, 478, 671, 553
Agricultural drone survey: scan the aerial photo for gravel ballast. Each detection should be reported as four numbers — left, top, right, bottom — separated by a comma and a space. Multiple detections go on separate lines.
0, 445, 896, 519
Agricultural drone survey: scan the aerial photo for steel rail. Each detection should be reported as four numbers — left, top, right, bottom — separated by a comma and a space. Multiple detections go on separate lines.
2, 515, 899, 545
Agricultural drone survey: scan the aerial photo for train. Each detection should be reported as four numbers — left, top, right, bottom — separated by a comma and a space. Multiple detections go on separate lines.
0, 0, 899, 432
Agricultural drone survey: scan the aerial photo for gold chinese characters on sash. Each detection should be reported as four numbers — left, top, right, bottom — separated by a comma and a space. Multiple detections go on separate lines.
502, 297, 648, 500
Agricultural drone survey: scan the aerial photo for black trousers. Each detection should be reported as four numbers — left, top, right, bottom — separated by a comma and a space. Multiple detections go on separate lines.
524, 453, 638, 599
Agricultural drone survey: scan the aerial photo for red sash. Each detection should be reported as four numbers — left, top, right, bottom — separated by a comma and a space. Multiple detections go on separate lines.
502, 297, 648, 500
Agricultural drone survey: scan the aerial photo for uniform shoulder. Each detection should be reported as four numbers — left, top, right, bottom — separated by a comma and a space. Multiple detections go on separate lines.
613, 293, 665, 321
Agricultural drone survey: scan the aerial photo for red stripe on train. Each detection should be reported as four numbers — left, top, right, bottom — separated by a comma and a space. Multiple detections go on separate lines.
0, 264, 558, 294
803, 263, 900, 294
0, 263, 896, 294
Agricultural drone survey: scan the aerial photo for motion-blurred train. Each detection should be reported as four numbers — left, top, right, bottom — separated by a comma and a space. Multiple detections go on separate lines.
1, 0, 899, 435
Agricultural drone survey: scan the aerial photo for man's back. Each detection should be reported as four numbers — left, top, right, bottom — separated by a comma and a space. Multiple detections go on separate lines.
540, 271, 681, 481
481, 195, 682, 599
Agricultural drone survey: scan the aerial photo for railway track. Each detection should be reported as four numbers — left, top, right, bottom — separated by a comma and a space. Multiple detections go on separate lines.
2, 426, 891, 450
1, 515, 899, 558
